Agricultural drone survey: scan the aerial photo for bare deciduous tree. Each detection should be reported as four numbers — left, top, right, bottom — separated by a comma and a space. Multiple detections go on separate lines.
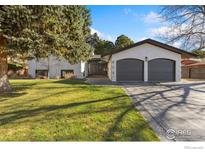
159, 5, 205, 51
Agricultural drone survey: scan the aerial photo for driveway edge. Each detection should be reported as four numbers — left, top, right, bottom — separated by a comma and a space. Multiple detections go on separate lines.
123, 86, 173, 142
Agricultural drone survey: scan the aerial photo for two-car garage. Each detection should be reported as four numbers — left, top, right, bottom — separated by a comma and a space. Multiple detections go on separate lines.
116, 58, 175, 82
106, 39, 194, 82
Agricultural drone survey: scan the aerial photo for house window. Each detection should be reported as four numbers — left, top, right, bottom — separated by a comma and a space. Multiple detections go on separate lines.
61, 70, 75, 79
35, 70, 48, 79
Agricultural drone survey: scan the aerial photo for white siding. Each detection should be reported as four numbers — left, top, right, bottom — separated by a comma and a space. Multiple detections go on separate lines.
28, 55, 84, 79
109, 43, 181, 82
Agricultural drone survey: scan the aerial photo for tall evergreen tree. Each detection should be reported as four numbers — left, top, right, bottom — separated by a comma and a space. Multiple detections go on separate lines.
87, 33, 100, 49
0, 6, 93, 92
95, 40, 115, 55
115, 35, 134, 49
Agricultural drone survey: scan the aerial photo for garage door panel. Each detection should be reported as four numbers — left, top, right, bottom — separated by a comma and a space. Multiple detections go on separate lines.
148, 59, 175, 82
117, 59, 144, 81
149, 72, 174, 81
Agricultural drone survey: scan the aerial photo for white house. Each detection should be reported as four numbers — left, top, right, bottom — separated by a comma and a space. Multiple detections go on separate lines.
28, 55, 86, 79
28, 39, 195, 82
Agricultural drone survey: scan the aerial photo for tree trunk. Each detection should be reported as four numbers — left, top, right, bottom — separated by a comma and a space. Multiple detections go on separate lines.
47, 56, 50, 79
0, 74, 12, 93
0, 51, 12, 93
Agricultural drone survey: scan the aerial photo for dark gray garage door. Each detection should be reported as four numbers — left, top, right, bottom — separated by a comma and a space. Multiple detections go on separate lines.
116, 59, 144, 81
148, 58, 175, 82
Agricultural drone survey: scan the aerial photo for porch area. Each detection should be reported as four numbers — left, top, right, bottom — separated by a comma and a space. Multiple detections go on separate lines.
87, 59, 108, 77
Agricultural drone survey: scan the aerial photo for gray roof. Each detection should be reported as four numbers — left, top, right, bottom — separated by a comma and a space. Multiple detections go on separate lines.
103, 39, 196, 57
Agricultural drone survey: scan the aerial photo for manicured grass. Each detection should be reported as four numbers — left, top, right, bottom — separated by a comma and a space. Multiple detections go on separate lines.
0, 79, 159, 141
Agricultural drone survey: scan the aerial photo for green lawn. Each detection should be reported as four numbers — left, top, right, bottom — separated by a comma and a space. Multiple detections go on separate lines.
0, 79, 159, 141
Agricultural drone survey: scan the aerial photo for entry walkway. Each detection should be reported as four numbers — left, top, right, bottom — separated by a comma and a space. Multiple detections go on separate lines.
85, 75, 115, 85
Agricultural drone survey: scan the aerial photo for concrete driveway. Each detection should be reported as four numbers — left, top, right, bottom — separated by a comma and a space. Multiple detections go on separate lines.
122, 80, 205, 141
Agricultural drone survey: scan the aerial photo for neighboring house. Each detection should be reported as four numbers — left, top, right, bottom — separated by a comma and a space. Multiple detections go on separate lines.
28, 39, 195, 82
202, 58, 205, 62
182, 59, 205, 79
28, 55, 86, 79
181, 59, 201, 66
